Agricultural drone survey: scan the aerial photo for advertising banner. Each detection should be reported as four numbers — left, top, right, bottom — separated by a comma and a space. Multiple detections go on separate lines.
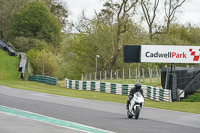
141, 45, 200, 63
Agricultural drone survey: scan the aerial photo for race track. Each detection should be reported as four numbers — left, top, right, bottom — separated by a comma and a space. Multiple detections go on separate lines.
0, 85, 199, 133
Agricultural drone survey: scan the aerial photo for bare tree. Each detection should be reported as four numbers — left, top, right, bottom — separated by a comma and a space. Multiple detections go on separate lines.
103, 0, 139, 70
140, 0, 160, 42
164, 0, 186, 31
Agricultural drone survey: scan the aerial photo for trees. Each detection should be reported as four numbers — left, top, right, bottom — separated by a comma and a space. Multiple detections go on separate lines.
140, 0, 160, 42
0, 0, 29, 39
100, 0, 139, 70
155, 24, 200, 46
42, 0, 69, 29
27, 49, 65, 79
11, 1, 61, 47
75, 0, 140, 71
13, 37, 48, 52
164, 0, 186, 31
140, 0, 186, 41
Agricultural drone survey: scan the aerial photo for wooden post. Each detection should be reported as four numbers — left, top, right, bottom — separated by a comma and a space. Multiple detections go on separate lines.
149, 68, 152, 83
110, 69, 112, 80
100, 71, 102, 81
138, 63, 140, 82
81, 73, 84, 81
116, 70, 118, 80
129, 68, 131, 79
136, 68, 138, 82
89, 73, 91, 80
142, 68, 145, 82
156, 67, 159, 82
148, 68, 150, 82
122, 68, 124, 79
85, 73, 87, 80
105, 70, 107, 80
151, 69, 153, 83
95, 72, 97, 80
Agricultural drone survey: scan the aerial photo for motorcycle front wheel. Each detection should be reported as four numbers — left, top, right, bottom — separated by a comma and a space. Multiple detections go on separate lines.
134, 106, 140, 119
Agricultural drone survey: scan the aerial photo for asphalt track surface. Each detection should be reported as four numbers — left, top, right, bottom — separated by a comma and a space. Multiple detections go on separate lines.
0, 85, 200, 133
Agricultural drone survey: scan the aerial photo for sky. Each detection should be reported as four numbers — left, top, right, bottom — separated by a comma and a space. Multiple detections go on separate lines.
64, 0, 200, 26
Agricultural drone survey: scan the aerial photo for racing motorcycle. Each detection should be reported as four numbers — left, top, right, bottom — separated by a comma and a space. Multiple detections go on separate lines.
127, 92, 144, 119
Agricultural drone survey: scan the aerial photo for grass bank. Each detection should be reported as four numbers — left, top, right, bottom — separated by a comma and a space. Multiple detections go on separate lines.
0, 49, 20, 80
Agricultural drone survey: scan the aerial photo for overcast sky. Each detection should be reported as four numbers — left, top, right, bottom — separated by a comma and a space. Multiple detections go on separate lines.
64, 0, 200, 26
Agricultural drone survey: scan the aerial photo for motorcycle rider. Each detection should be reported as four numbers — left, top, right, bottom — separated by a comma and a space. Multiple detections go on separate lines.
126, 82, 144, 110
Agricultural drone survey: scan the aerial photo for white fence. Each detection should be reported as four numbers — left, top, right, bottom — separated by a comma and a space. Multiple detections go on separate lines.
65, 78, 171, 102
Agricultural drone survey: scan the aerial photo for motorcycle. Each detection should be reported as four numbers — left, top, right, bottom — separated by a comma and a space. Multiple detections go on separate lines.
127, 92, 144, 119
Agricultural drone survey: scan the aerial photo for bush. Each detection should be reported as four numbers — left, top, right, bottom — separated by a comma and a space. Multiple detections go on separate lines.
13, 37, 48, 52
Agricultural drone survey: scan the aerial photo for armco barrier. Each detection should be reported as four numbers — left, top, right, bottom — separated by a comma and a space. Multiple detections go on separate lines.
28, 75, 57, 85
0, 40, 16, 56
65, 78, 171, 102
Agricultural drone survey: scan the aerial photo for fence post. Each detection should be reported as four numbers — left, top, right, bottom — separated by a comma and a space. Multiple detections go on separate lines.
156, 67, 159, 82
149, 68, 152, 83
89, 73, 91, 80
129, 68, 131, 79
110, 69, 112, 80
151, 69, 153, 83
85, 73, 87, 80
100, 71, 102, 81
138, 63, 140, 82
81, 73, 84, 81
105, 70, 107, 80
142, 68, 145, 82
136, 68, 138, 82
122, 68, 124, 79
95, 72, 97, 80
116, 69, 118, 80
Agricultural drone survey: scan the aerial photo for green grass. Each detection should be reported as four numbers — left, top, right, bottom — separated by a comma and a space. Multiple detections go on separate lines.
181, 90, 200, 102
0, 80, 127, 103
0, 49, 20, 80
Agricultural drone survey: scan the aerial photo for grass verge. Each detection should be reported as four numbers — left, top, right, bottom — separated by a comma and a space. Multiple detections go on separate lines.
0, 80, 199, 114
181, 90, 200, 102
0, 50, 20, 80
